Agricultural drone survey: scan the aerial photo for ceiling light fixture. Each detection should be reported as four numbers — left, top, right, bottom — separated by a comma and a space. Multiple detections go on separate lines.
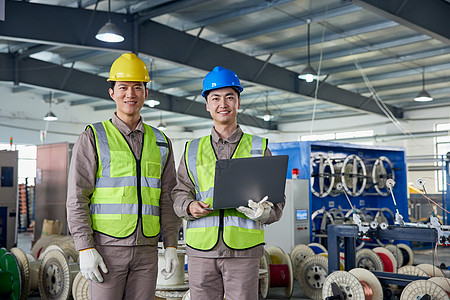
414, 68, 433, 102
43, 91, 58, 121
95, 0, 124, 43
262, 92, 273, 122
298, 19, 318, 83
145, 61, 160, 108
145, 99, 160, 107
157, 112, 167, 130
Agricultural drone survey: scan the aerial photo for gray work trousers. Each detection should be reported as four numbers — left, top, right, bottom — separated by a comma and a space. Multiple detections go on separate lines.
89, 244, 158, 300
188, 256, 260, 300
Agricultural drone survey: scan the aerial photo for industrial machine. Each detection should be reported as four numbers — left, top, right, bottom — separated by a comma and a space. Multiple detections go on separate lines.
0, 150, 18, 249
265, 179, 310, 253
268, 141, 408, 247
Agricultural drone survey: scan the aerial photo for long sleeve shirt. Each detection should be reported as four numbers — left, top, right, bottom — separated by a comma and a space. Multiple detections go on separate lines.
172, 126, 285, 258
67, 113, 180, 251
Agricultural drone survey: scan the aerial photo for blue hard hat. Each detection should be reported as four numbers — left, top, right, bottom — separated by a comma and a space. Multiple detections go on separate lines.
202, 66, 244, 97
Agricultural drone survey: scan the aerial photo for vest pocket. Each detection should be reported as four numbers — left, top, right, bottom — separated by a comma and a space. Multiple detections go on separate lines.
145, 161, 161, 177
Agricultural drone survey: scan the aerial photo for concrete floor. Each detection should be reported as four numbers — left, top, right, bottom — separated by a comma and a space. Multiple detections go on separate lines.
15, 232, 450, 300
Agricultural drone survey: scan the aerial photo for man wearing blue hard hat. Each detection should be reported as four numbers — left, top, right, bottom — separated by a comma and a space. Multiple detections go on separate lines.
173, 66, 285, 299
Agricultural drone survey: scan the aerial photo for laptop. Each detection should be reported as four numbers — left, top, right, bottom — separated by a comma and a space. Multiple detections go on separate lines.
211, 155, 289, 209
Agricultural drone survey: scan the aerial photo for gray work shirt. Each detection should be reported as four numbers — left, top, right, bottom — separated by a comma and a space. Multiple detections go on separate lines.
67, 113, 180, 251
172, 126, 285, 258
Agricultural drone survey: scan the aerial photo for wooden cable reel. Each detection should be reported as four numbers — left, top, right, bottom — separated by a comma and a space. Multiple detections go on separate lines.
296, 254, 328, 300
310, 154, 335, 198
72, 272, 89, 300
372, 247, 398, 273
260, 246, 294, 299
355, 248, 384, 271
400, 280, 450, 300
341, 154, 367, 197
38, 247, 80, 300
323, 268, 383, 300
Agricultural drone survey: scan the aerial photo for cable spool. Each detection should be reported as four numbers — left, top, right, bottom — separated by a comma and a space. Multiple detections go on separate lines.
72, 271, 89, 300
31, 234, 63, 260
384, 244, 404, 268
322, 271, 365, 299
341, 154, 367, 197
259, 251, 270, 299
372, 247, 397, 273
400, 280, 450, 300
417, 263, 446, 277
311, 209, 334, 244
296, 254, 328, 300
265, 246, 294, 298
428, 277, 450, 295
355, 248, 384, 271
371, 156, 395, 196
38, 248, 79, 300
308, 243, 327, 254
398, 265, 428, 277
350, 268, 383, 300
310, 154, 335, 198
290, 244, 314, 275
10, 247, 31, 300
53, 236, 78, 263
0, 250, 21, 300
397, 243, 414, 266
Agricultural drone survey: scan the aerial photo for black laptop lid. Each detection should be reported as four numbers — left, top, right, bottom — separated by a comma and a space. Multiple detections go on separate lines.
212, 155, 288, 209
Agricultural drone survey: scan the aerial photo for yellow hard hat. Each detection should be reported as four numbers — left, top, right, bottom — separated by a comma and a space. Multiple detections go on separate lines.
107, 53, 150, 82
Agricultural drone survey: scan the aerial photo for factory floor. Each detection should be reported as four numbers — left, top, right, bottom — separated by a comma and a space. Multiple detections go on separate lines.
16, 232, 450, 300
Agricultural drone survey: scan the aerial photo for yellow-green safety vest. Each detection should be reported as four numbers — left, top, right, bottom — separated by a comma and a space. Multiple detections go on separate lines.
88, 120, 168, 238
185, 133, 268, 250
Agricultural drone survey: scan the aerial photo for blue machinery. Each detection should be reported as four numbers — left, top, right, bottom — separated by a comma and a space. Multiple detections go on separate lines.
268, 141, 409, 248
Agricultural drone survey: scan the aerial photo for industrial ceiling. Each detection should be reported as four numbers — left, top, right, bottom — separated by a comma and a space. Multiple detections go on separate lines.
0, 0, 449, 132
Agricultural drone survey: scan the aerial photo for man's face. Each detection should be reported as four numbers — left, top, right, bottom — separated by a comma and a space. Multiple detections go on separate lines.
109, 81, 148, 118
206, 87, 241, 126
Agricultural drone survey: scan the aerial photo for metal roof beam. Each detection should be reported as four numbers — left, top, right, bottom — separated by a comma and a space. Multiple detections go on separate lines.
353, 0, 450, 46
0, 53, 275, 130
0, 1, 402, 118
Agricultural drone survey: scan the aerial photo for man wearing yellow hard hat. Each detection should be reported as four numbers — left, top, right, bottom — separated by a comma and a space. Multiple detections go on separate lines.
67, 53, 180, 299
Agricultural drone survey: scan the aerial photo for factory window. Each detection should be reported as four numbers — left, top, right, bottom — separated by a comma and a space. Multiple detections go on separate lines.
0, 144, 37, 184
435, 123, 450, 192
301, 130, 374, 142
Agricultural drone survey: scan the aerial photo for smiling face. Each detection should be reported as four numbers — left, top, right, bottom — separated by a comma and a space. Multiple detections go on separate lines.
109, 81, 148, 121
205, 87, 241, 127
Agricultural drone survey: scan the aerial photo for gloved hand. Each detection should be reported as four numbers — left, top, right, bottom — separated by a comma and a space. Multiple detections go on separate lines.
161, 247, 178, 280
236, 196, 273, 222
79, 248, 108, 283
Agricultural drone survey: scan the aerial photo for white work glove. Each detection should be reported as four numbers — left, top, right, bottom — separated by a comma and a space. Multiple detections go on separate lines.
161, 247, 178, 280
237, 196, 273, 222
79, 248, 108, 283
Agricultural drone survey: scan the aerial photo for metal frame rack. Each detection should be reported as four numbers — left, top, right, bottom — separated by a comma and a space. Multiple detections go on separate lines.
327, 224, 437, 285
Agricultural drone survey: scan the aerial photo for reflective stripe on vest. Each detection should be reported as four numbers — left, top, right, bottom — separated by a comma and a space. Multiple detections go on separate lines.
185, 133, 267, 250
89, 120, 167, 238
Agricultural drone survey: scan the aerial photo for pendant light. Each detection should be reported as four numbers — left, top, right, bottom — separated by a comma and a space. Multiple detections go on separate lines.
157, 112, 167, 130
145, 59, 160, 107
414, 68, 433, 102
95, 0, 124, 43
262, 92, 273, 122
298, 19, 318, 83
43, 91, 58, 121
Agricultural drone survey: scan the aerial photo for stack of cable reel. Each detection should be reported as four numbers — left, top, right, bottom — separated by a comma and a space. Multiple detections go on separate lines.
259, 246, 293, 299
295, 254, 328, 300
322, 268, 383, 300
38, 245, 80, 300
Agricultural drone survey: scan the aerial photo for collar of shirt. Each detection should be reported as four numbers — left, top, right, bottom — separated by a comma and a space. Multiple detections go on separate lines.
211, 125, 243, 144
112, 112, 145, 136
